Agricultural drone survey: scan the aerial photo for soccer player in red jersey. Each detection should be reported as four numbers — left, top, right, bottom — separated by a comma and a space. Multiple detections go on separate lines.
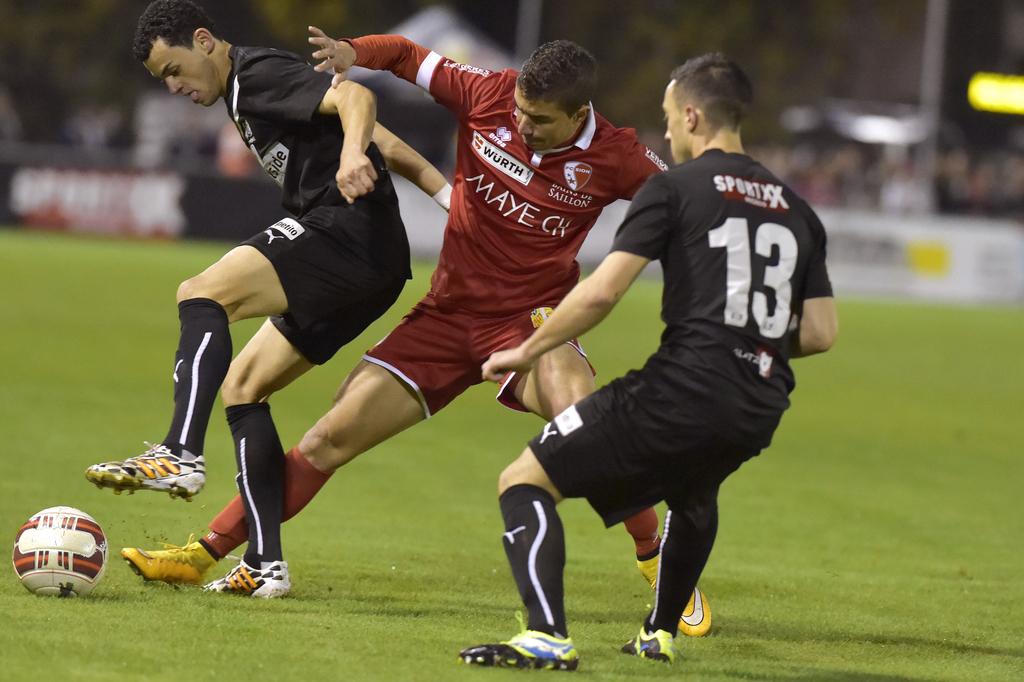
124, 31, 710, 635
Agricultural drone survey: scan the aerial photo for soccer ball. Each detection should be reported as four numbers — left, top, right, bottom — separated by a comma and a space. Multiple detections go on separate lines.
12, 506, 108, 597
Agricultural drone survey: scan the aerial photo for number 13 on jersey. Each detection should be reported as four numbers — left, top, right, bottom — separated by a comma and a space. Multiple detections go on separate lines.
708, 217, 798, 339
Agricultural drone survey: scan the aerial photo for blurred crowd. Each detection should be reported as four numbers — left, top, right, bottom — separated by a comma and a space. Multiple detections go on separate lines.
749, 143, 1024, 220
4, 82, 1024, 223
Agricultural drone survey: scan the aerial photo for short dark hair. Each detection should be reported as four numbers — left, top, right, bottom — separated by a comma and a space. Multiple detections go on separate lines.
670, 53, 753, 130
132, 0, 218, 62
517, 40, 597, 114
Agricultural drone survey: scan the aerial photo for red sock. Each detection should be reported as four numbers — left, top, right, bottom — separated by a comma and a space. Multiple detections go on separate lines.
623, 507, 661, 559
203, 446, 333, 559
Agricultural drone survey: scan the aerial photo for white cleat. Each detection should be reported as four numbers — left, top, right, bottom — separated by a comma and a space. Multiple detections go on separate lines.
204, 559, 290, 598
85, 443, 205, 500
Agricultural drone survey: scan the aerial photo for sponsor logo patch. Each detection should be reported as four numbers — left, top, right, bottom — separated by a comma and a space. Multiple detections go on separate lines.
442, 60, 491, 77
562, 161, 593, 191
554, 404, 584, 436
733, 346, 776, 378
261, 142, 289, 187
713, 174, 789, 210
645, 147, 669, 171
472, 131, 534, 185
264, 217, 305, 244
488, 126, 512, 148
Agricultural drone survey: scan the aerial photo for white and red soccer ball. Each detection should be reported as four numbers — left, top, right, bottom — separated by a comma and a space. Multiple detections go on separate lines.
12, 506, 108, 596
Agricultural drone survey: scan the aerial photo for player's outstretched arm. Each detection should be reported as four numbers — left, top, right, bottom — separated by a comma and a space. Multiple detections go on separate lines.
372, 122, 451, 211
319, 81, 378, 203
790, 297, 838, 357
309, 28, 428, 88
309, 25, 357, 86
482, 251, 650, 381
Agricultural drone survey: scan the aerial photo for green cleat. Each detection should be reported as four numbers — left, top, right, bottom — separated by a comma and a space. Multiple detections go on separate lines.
459, 630, 579, 671
621, 626, 676, 663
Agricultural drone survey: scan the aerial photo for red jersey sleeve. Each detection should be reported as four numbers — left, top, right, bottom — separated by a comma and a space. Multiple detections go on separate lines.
618, 136, 670, 199
349, 34, 508, 120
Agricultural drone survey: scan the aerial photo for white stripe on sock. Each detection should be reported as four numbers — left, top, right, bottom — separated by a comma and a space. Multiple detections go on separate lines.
238, 437, 264, 556
179, 331, 212, 446
649, 510, 672, 624
528, 500, 555, 627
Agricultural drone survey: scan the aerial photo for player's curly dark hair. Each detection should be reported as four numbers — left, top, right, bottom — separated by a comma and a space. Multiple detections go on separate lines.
670, 53, 753, 130
132, 0, 218, 62
517, 40, 597, 114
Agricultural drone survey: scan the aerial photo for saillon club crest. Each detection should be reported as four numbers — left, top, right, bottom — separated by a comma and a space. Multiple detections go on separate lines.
563, 161, 593, 191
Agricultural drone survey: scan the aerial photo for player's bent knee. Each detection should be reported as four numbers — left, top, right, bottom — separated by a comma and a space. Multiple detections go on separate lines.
220, 366, 267, 407
298, 420, 356, 473
498, 447, 560, 500
176, 277, 205, 304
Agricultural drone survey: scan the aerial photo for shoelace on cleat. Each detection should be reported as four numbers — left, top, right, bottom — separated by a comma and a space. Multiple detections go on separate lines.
155, 534, 198, 561
124, 442, 182, 479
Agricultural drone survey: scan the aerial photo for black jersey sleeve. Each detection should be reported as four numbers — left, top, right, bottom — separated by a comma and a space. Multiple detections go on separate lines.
803, 205, 834, 299
236, 54, 332, 125
610, 174, 676, 260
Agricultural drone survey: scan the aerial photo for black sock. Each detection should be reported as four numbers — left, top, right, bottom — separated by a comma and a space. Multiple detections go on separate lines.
499, 484, 567, 638
646, 488, 719, 634
227, 403, 285, 566
197, 537, 222, 561
161, 298, 231, 459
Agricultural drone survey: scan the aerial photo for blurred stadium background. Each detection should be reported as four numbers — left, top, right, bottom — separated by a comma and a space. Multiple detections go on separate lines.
1, 0, 1024, 300
1, 1, 1022, 680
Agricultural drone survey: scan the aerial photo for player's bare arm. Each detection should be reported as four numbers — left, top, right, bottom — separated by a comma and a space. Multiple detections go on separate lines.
318, 81, 377, 203
308, 25, 355, 86
790, 297, 838, 357
372, 122, 451, 210
482, 251, 649, 381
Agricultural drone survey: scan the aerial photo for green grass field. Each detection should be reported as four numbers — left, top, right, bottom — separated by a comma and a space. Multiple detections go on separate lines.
0, 229, 1021, 681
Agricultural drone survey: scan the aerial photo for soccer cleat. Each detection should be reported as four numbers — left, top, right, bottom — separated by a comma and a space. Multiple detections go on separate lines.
621, 627, 676, 663
85, 442, 205, 500
637, 554, 712, 637
204, 559, 290, 598
637, 554, 660, 588
459, 630, 579, 671
121, 536, 217, 585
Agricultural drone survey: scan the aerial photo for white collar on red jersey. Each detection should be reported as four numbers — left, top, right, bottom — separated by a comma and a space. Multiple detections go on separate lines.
528, 103, 596, 166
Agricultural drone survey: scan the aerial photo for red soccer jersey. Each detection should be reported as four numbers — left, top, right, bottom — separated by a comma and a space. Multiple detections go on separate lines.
350, 35, 668, 314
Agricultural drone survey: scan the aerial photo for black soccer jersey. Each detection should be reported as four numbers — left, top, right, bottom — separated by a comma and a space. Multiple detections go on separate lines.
225, 45, 394, 218
611, 149, 832, 445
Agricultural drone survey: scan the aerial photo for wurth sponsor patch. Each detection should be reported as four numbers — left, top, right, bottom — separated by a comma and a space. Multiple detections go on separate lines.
471, 131, 534, 185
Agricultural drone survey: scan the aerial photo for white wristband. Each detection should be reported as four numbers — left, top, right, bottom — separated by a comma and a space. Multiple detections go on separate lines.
432, 184, 452, 212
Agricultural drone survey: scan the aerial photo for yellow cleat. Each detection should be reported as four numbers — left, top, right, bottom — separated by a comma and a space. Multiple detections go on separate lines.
636, 555, 713, 637
637, 554, 660, 588
121, 536, 216, 585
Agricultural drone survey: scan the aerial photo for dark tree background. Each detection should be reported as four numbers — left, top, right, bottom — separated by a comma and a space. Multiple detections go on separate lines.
0, 0, 928, 145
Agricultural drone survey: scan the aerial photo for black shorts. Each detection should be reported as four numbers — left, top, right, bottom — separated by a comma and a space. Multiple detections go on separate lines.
269, 278, 404, 365
242, 204, 409, 365
530, 368, 769, 527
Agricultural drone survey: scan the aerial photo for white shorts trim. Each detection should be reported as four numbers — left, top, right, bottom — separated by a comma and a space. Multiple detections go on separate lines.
362, 354, 432, 420
494, 339, 589, 411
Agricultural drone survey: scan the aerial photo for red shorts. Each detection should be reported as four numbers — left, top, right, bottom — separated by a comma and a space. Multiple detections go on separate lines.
363, 294, 591, 418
